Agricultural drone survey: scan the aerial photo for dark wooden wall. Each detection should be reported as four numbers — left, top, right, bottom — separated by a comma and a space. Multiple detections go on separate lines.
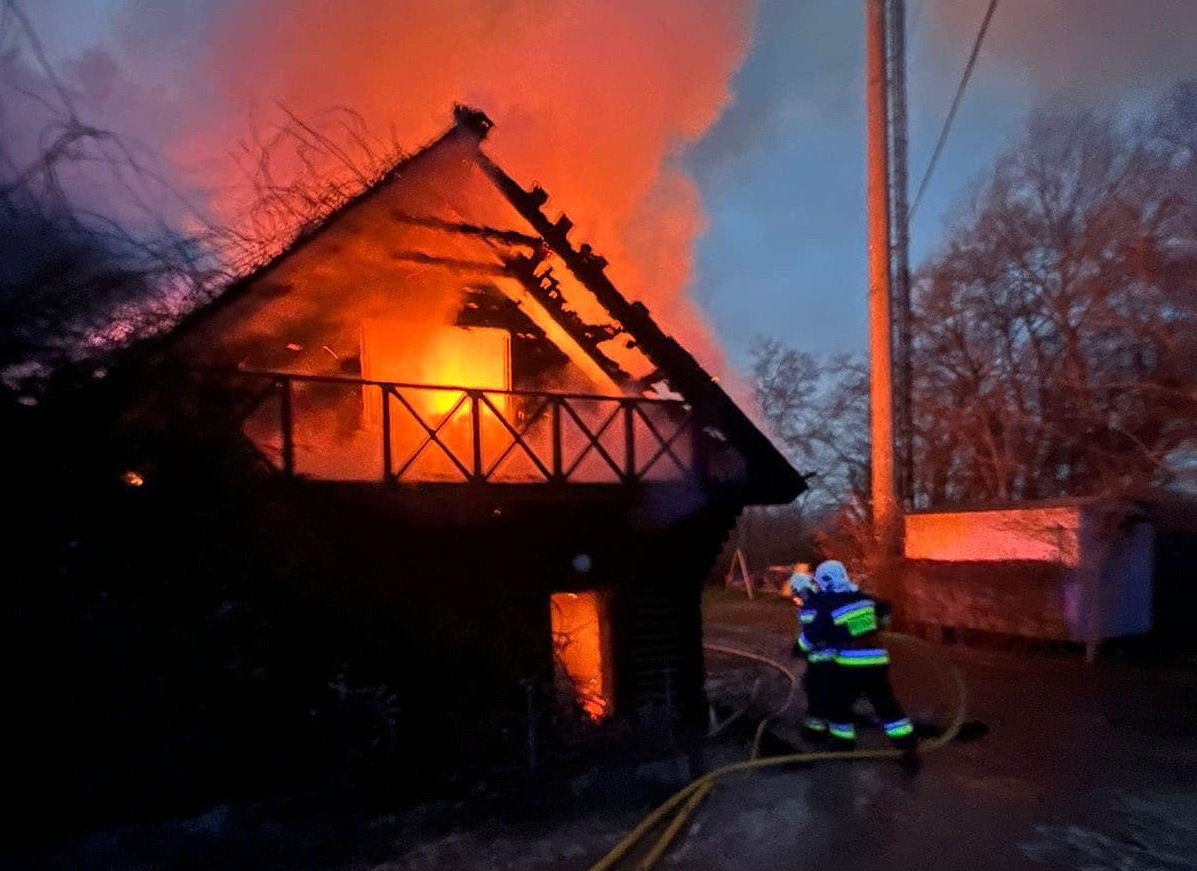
243, 479, 740, 776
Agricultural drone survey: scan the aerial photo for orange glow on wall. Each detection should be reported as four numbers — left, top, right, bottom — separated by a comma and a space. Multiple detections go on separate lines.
904, 507, 1082, 567
551, 591, 612, 721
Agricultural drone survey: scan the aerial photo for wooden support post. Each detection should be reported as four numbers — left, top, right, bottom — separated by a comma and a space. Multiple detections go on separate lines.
470, 392, 482, 480
623, 400, 635, 480
279, 377, 294, 477
551, 401, 563, 481
381, 384, 393, 482
724, 548, 754, 599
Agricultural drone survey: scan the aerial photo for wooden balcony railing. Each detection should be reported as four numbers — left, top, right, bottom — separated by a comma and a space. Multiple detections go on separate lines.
223, 371, 741, 487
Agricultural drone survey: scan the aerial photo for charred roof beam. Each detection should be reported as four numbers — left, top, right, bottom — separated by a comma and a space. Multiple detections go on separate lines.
387, 251, 511, 275
453, 104, 494, 139
505, 254, 631, 386
389, 211, 543, 250
474, 152, 805, 502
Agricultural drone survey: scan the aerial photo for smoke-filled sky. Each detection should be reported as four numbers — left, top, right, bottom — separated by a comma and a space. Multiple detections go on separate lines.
9, 0, 1197, 370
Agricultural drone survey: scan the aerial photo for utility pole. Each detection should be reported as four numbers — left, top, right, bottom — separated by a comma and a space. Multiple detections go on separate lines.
866, 0, 898, 551
888, 0, 914, 511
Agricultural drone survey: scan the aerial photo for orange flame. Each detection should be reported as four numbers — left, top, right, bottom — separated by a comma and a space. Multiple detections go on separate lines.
179, 0, 753, 376
361, 322, 511, 417
551, 591, 612, 720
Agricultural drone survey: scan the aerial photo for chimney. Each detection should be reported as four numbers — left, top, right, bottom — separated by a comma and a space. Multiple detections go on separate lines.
453, 104, 494, 139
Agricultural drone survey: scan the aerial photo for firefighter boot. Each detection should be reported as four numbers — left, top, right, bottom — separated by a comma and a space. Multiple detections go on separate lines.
827, 722, 857, 753
800, 718, 830, 745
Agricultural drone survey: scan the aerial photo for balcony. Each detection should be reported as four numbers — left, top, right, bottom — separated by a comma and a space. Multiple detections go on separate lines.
220, 371, 745, 488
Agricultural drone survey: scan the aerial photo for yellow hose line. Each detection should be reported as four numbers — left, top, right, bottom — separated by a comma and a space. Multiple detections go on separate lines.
587, 632, 968, 871
702, 643, 798, 757
707, 676, 761, 739
630, 780, 715, 871
751, 717, 771, 760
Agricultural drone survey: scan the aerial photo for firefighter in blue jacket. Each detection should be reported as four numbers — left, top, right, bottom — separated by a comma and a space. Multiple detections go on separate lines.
789, 565, 837, 744
811, 560, 918, 763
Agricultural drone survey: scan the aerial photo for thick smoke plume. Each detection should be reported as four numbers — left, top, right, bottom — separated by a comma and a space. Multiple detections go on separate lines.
3, 0, 757, 374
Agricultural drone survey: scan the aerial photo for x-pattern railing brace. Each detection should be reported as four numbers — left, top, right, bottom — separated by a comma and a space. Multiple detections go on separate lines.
479, 394, 554, 481
559, 399, 628, 483
389, 388, 474, 481
633, 405, 692, 477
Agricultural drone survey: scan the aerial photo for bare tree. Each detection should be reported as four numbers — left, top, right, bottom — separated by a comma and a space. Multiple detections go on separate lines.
749, 337, 871, 511
0, 1, 405, 397
216, 104, 406, 279
748, 337, 821, 461
0, 0, 229, 391
751, 84, 1196, 567
911, 90, 1197, 505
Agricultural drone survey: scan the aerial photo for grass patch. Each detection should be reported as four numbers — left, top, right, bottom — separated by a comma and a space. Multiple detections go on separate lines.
702, 585, 793, 609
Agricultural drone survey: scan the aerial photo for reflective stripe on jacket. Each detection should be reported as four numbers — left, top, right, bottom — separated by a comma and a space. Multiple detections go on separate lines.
834, 647, 890, 667
831, 599, 879, 637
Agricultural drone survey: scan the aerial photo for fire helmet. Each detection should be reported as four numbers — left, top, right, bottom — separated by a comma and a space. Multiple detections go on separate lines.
813, 560, 857, 593
789, 570, 815, 597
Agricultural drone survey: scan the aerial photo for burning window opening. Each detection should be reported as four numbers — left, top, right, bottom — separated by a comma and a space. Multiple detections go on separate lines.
360, 320, 512, 420
550, 590, 613, 721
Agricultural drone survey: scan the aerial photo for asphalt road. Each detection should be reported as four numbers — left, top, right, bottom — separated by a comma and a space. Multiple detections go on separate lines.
692, 593, 1197, 871
359, 594, 1197, 871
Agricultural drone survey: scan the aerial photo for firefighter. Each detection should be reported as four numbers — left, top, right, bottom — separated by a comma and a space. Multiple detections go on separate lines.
790, 564, 837, 744
786, 563, 814, 603
812, 560, 918, 765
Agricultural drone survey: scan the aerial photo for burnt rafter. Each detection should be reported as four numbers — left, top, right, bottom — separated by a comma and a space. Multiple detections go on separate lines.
387, 250, 511, 275
630, 368, 667, 393
580, 322, 624, 344
457, 286, 571, 376
475, 153, 805, 501
389, 211, 544, 250
505, 253, 632, 385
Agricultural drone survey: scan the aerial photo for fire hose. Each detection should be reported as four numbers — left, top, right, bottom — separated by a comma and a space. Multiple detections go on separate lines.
586, 632, 969, 871
705, 675, 760, 739
702, 642, 798, 758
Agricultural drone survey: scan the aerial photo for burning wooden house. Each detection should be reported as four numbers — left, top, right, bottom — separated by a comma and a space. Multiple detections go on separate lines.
145, 105, 803, 782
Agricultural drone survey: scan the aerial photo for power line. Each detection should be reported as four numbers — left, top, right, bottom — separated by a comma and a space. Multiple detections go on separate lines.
910, 0, 999, 218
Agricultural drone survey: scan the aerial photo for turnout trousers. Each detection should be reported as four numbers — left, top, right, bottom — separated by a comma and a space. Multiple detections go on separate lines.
801, 657, 837, 739
826, 661, 915, 750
